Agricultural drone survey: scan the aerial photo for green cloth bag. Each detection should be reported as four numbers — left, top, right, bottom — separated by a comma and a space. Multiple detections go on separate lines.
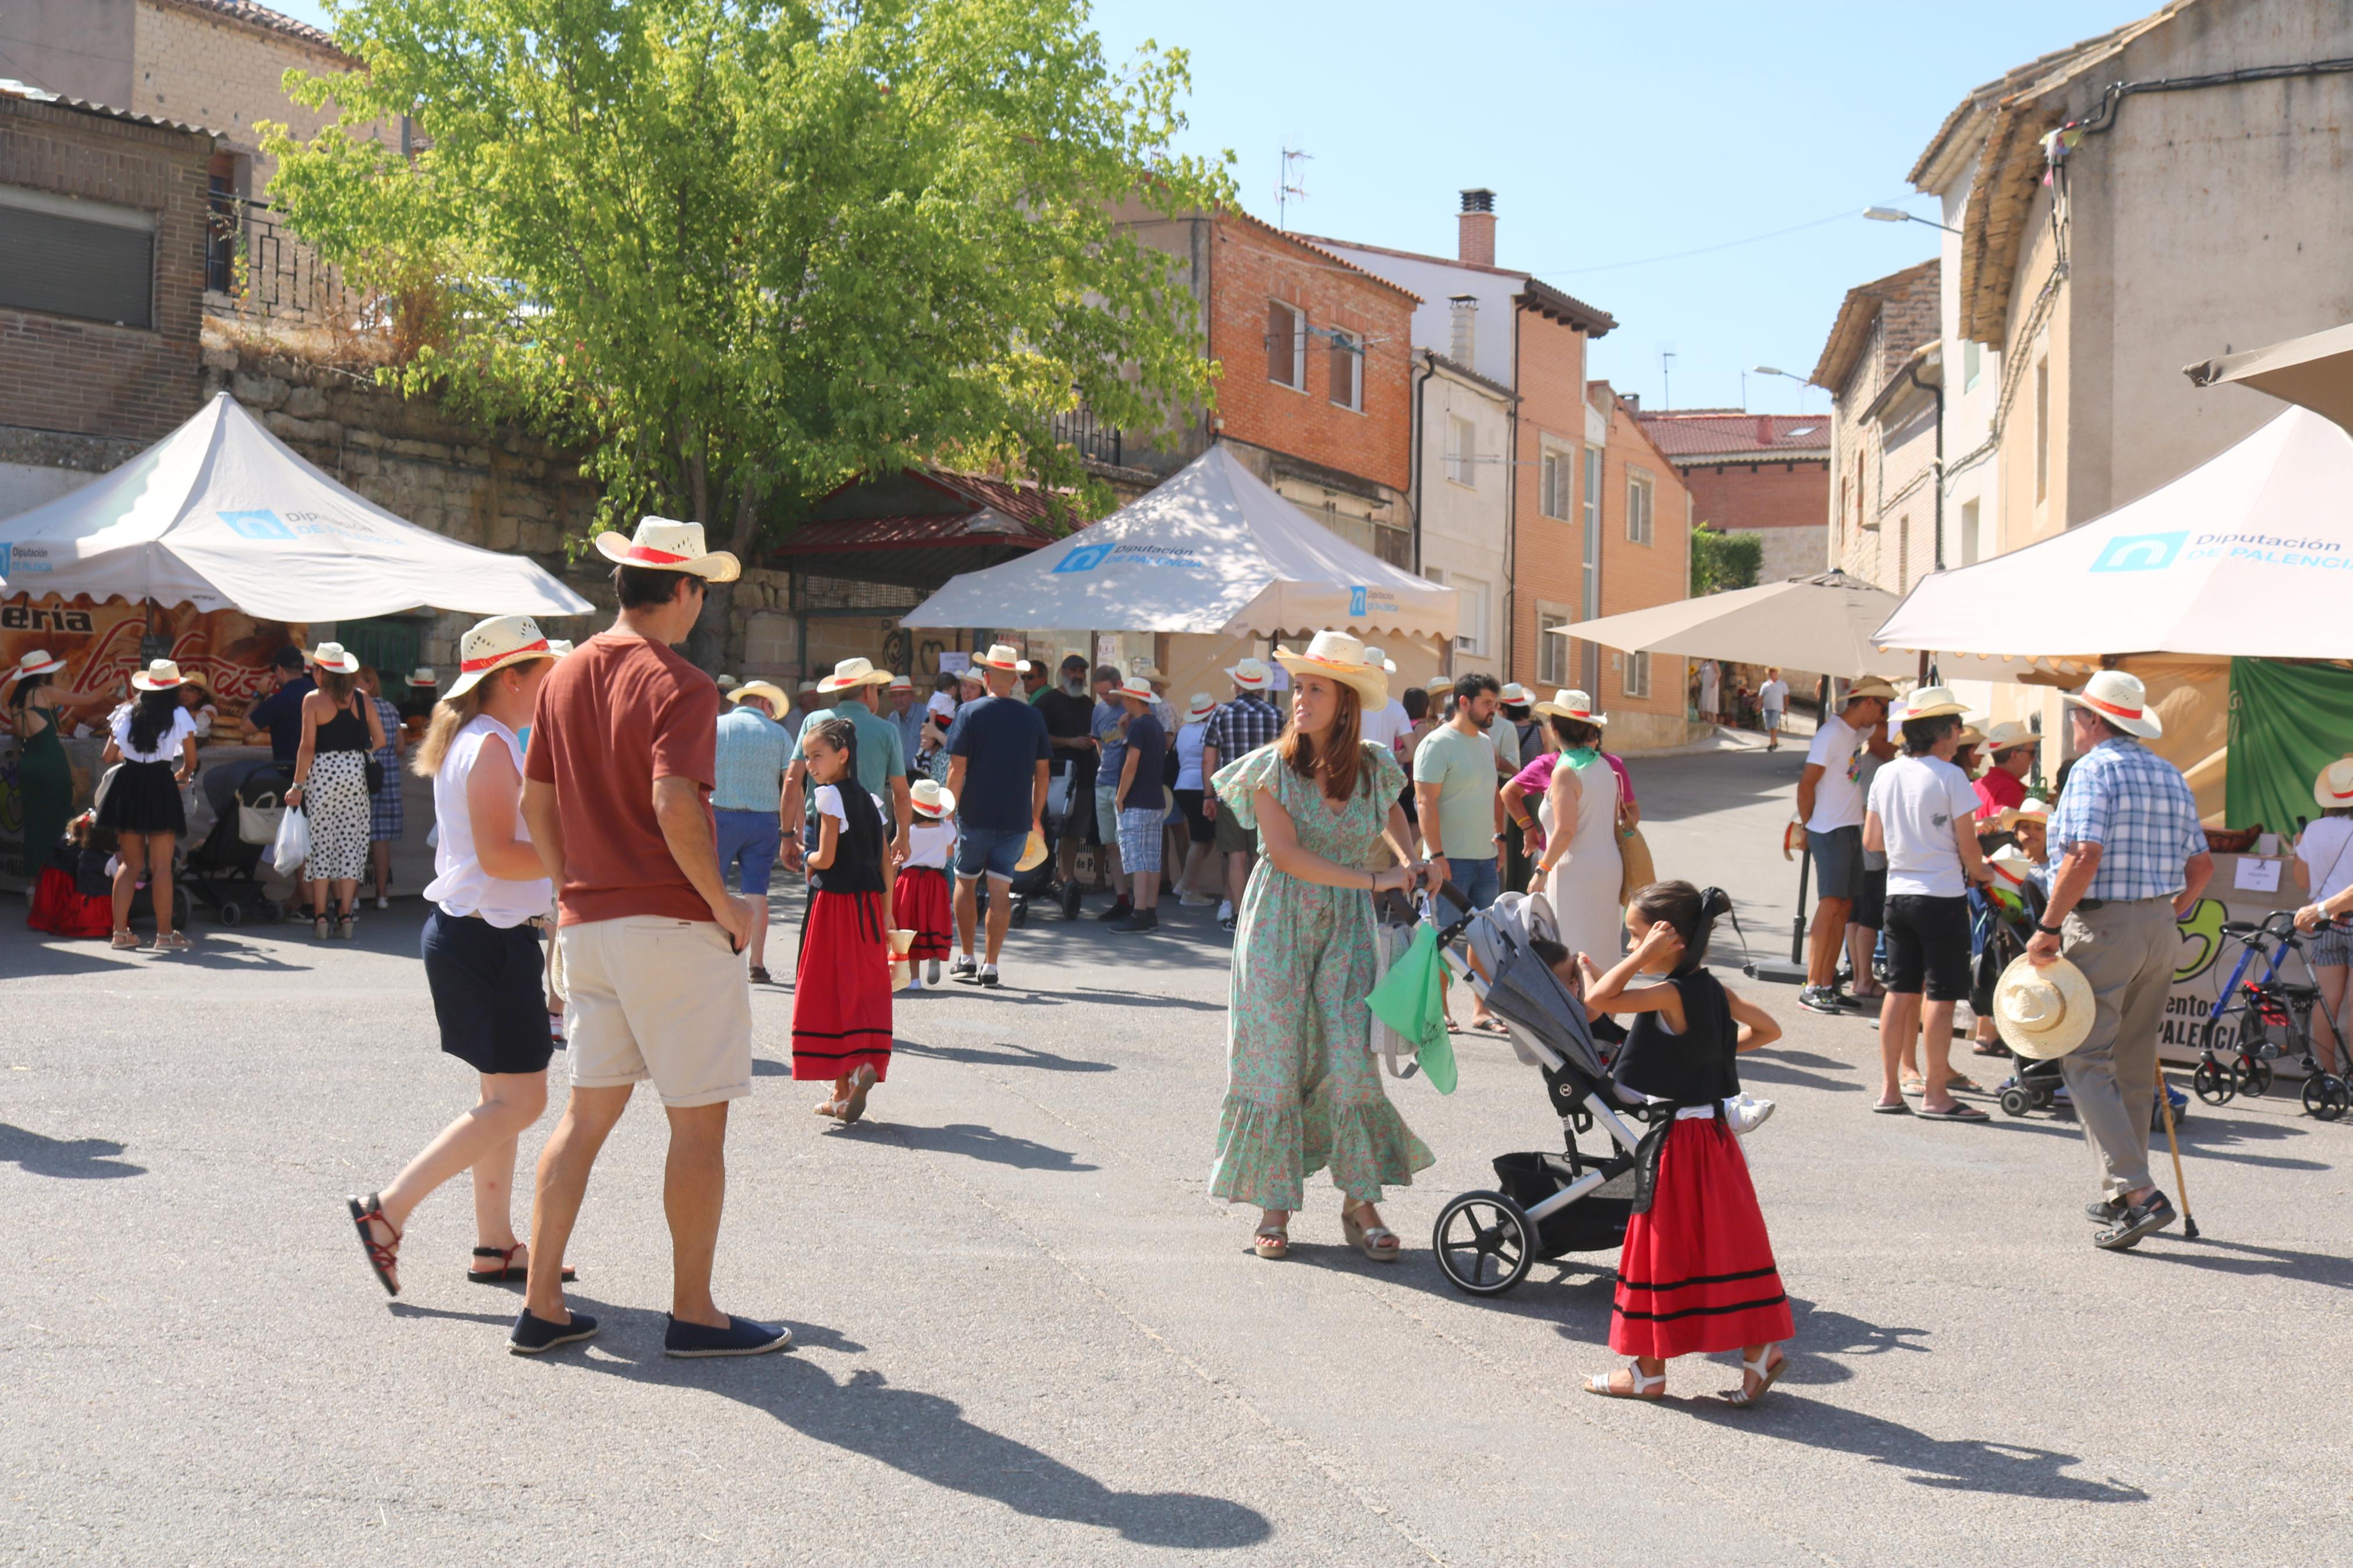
1366, 923, 1459, 1094
2228, 657, 2353, 834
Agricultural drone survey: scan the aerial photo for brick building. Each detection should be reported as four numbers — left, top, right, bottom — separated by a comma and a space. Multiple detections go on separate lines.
1811, 259, 1942, 595
1632, 410, 1832, 585
1580, 385, 1694, 751
0, 83, 215, 516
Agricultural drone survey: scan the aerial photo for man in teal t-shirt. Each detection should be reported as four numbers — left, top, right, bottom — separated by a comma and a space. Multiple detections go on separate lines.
1413, 673, 1504, 912
781, 657, 913, 869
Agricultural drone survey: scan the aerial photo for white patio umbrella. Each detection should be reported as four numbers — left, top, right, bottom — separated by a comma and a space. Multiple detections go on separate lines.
1546, 568, 1914, 678
1873, 407, 2353, 663
2185, 321, 2353, 438
901, 443, 1458, 641
0, 392, 592, 620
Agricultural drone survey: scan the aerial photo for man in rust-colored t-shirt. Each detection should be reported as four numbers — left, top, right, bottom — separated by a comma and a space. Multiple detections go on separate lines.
510, 515, 787, 1363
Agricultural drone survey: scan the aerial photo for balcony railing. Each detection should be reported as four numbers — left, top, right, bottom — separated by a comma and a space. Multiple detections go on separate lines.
207, 191, 358, 327
1050, 404, 1123, 468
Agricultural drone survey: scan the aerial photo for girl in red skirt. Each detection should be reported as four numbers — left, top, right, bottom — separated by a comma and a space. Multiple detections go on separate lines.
899, 778, 958, 987
1578, 880, 1794, 1407
793, 717, 893, 1123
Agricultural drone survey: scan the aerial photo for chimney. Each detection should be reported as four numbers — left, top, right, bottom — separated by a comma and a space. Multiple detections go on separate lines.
1458, 188, 1496, 266
1448, 295, 1478, 364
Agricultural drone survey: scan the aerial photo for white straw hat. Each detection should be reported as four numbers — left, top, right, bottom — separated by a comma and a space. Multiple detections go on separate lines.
8, 649, 65, 681
1533, 688, 1607, 726
1986, 844, 2037, 892
1273, 631, 1389, 708
1897, 684, 1968, 720
716, 674, 740, 690
1226, 657, 1272, 689
1360, 646, 1399, 675
308, 642, 360, 675
591, 515, 741, 581
546, 639, 574, 657
1115, 674, 1155, 702
130, 658, 187, 691
1499, 682, 1532, 705
1183, 691, 1218, 723
443, 616, 559, 699
888, 674, 914, 692
2063, 670, 2163, 738
1984, 719, 2035, 752
817, 656, 896, 694
972, 643, 1031, 673
404, 666, 438, 687
910, 778, 957, 818
730, 681, 790, 712
2314, 755, 2353, 812
2001, 797, 2052, 832
1994, 954, 2096, 1060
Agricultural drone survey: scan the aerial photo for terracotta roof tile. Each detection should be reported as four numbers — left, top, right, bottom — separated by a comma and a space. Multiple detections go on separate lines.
1634, 412, 1833, 459
149, 0, 345, 54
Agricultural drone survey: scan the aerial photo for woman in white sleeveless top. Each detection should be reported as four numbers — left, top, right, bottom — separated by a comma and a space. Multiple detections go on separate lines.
345, 618, 571, 1297
1528, 691, 1626, 970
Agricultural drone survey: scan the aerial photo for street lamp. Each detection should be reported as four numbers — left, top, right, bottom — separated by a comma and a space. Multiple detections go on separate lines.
1750, 365, 1816, 413
1862, 205, 1961, 235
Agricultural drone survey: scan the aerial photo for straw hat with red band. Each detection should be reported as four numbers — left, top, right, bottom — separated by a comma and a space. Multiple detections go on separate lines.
1533, 688, 1607, 727
7, 649, 65, 682
817, 656, 896, 694
1986, 844, 2038, 890
1114, 673, 1156, 704
591, 515, 742, 582
130, 659, 187, 692
972, 643, 1030, 673
1272, 630, 1389, 708
2315, 755, 2353, 812
1183, 691, 1218, 723
911, 778, 957, 819
309, 641, 360, 675
443, 615, 560, 699
2062, 670, 2163, 739
1225, 657, 1272, 690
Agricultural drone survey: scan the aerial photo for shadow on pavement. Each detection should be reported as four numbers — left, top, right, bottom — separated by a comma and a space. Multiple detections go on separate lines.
892, 1039, 1116, 1073
1694, 1395, 2148, 1503
562, 1321, 1273, 1549
0, 1123, 147, 1178
840, 1119, 1099, 1173
1013, 986, 1226, 1014
2112, 1235, 2353, 1290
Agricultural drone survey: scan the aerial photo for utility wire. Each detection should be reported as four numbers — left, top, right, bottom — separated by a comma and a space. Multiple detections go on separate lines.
1548, 208, 1876, 275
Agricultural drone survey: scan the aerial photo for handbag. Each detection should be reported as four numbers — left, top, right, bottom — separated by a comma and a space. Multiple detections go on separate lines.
238, 779, 286, 845
270, 805, 313, 879
365, 756, 386, 794
1617, 822, 1655, 904
89, 762, 123, 823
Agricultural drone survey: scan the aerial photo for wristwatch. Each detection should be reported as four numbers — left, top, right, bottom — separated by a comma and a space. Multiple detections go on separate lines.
2035, 920, 2064, 936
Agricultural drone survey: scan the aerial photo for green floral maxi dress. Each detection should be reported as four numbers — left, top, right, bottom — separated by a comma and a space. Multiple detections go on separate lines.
1209, 742, 1434, 1209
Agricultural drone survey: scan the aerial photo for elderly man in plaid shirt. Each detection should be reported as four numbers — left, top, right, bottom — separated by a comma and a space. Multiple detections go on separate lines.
1199, 657, 1284, 933
2027, 671, 2213, 1251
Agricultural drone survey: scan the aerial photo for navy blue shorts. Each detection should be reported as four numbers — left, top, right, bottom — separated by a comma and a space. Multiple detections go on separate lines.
957, 823, 1027, 881
421, 909, 554, 1076
715, 808, 782, 896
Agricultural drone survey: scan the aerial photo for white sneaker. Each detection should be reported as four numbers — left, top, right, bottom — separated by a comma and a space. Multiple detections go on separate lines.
1178, 892, 1216, 907
374, 896, 389, 911
925, 958, 942, 984
1216, 899, 1234, 923
1725, 1094, 1776, 1136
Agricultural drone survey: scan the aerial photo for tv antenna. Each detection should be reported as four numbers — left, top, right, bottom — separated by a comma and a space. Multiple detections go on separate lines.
1659, 344, 1677, 410
1277, 143, 1312, 230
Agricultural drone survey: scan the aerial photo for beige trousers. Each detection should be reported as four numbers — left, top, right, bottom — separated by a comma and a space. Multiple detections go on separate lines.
2056, 897, 2178, 1199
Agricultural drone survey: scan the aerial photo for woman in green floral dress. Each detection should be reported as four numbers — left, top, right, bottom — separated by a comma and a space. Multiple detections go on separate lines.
1209, 631, 1434, 1262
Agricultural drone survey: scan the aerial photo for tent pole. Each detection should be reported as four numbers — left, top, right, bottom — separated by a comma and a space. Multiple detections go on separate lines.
1788, 847, 1812, 968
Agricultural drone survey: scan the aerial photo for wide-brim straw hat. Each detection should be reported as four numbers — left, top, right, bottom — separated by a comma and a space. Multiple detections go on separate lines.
1127, 659, 1169, 684
1898, 684, 1968, 720
1016, 830, 1049, 872
592, 515, 741, 581
817, 656, 895, 694
1360, 647, 1399, 675
2063, 669, 2163, 738
2001, 797, 2052, 831
972, 643, 1030, 673
1499, 682, 1533, 706
716, 674, 739, 690
1994, 954, 2096, 1060
1844, 676, 1899, 702
730, 680, 790, 711
910, 778, 957, 818
888, 674, 914, 692
1986, 844, 2037, 891
130, 658, 187, 691
2315, 755, 2353, 812
1533, 688, 1607, 726
1115, 674, 1156, 703
443, 615, 559, 699
1273, 630, 1388, 708
1183, 692, 1218, 723
8, 649, 65, 681
1226, 657, 1272, 689
547, 639, 574, 657
1984, 719, 2035, 752
308, 641, 360, 675
404, 666, 438, 687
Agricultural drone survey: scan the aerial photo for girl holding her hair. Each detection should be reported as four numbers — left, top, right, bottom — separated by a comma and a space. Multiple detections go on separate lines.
793, 716, 894, 1123
287, 643, 386, 939
98, 660, 201, 951
1578, 880, 1794, 1407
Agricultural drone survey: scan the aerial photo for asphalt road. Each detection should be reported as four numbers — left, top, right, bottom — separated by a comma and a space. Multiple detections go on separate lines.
4, 745, 2348, 1566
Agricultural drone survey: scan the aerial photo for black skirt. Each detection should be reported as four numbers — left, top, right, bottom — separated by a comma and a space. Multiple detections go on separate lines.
96, 759, 187, 837
421, 909, 555, 1076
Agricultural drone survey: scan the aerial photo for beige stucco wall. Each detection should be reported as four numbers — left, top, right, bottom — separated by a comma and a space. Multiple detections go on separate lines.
1416, 359, 1513, 678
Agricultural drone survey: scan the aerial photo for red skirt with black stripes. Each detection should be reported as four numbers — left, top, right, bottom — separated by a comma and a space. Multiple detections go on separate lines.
1609, 1116, 1793, 1358
792, 889, 893, 1082
897, 865, 952, 960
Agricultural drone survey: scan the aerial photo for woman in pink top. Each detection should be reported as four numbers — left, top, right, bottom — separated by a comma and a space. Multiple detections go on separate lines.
1502, 741, 1639, 855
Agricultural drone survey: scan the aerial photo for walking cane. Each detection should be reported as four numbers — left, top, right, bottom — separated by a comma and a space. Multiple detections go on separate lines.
2153, 1068, 2201, 1240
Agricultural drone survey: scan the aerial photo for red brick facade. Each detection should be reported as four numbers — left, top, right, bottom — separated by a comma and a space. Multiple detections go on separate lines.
1591, 386, 1691, 727
1678, 460, 1827, 536
0, 94, 212, 443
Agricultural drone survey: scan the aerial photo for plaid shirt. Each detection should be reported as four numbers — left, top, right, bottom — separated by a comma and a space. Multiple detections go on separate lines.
2049, 737, 2205, 901
1204, 693, 1282, 767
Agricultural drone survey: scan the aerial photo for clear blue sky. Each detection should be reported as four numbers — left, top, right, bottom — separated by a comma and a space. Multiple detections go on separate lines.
268, 0, 2153, 413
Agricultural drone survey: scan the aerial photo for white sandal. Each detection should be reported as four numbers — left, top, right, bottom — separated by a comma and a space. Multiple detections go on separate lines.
1584, 1364, 1665, 1400
1720, 1347, 1788, 1409
1340, 1203, 1401, 1263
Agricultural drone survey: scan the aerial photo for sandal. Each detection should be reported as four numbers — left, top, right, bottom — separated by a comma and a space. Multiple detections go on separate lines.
1720, 1347, 1788, 1409
1252, 1224, 1290, 1260
1468, 1018, 1511, 1036
336, 914, 355, 940
1942, 1073, 1984, 1094
748, 965, 772, 985
812, 1098, 846, 1119
466, 1243, 576, 1286
346, 1192, 402, 1296
152, 932, 190, 952
839, 1064, 878, 1125
313, 915, 331, 940
1584, 1364, 1666, 1400
1340, 1203, 1401, 1263
110, 929, 142, 951
1917, 1103, 1990, 1122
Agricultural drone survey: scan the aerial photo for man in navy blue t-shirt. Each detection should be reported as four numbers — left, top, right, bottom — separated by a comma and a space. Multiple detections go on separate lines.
945, 645, 1051, 986
242, 645, 314, 763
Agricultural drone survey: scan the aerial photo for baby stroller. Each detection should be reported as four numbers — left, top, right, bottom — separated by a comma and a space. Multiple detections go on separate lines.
182, 764, 291, 927
1988, 877, 2188, 1129
1428, 891, 1655, 1297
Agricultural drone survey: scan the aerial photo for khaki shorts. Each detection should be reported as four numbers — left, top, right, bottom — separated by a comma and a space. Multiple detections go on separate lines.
560, 915, 752, 1107
1213, 802, 1258, 858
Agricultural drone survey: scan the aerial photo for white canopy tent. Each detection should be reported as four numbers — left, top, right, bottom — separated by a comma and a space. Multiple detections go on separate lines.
1546, 569, 1915, 679
1873, 407, 2353, 664
0, 393, 592, 620
900, 443, 1457, 642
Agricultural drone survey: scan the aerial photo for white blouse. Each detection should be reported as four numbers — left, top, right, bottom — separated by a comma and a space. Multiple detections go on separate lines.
421, 715, 551, 928
109, 705, 197, 764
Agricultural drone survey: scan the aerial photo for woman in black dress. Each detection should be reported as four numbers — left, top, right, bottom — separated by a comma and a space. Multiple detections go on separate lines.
98, 660, 201, 952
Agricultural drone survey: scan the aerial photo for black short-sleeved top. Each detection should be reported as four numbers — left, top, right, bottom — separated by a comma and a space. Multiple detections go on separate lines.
1612, 968, 1740, 1105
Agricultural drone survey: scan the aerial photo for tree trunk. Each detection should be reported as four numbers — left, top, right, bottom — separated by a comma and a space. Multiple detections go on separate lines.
684, 475, 764, 673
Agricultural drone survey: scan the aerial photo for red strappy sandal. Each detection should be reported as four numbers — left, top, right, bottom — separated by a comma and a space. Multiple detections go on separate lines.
346, 1192, 402, 1296
466, 1243, 576, 1286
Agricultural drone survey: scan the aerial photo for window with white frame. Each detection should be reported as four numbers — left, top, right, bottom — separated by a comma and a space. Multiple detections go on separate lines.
1266, 299, 1305, 390
1626, 467, 1655, 546
1328, 327, 1362, 410
1451, 573, 1490, 657
1536, 599, 1573, 688
1539, 447, 1573, 518
1625, 649, 1651, 699
1445, 416, 1477, 486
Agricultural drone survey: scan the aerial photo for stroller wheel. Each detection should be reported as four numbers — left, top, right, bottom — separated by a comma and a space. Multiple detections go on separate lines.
2301, 1073, 2348, 1121
1998, 1086, 2031, 1118
258, 897, 285, 925
217, 901, 245, 929
1061, 880, 1083, 920
1432, 1190, 1535, 1297
1009, 897, 1028, 930
2191, 1059, 2234, 1105
2151, 1094, 2186, 1133
2235, 1058, 2273, 1099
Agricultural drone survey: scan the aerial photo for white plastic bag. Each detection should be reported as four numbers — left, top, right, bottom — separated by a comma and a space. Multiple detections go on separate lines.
270, 806, 312, 879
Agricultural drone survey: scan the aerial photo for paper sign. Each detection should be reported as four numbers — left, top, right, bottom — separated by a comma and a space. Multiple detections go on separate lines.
936, 651, 970, 676
2233, 856, 2283, 893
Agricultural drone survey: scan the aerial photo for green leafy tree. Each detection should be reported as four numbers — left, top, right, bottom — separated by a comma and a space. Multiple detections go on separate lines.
1688, 523, 1763, 597
264, 0, 1231, 659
